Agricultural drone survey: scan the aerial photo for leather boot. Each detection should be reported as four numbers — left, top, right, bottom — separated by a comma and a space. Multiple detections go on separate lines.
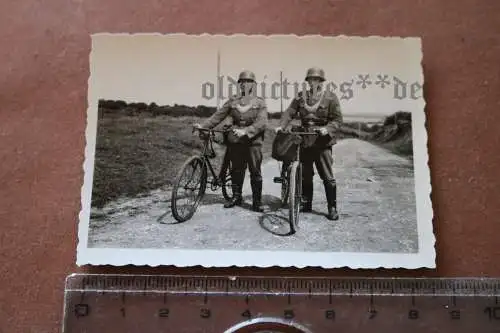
324, 181, 339, 220
301, 180, 313, 212
224, 183, 242, 208
251, 180, 264, 212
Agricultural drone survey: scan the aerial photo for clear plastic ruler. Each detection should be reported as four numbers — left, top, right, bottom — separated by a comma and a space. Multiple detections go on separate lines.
62, 274, 500, 332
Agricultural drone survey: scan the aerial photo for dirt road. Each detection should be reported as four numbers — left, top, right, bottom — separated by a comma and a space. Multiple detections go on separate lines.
87, 138, 418, 253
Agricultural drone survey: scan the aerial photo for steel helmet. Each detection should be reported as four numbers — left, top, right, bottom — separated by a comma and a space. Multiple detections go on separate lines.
237, 70, 256, 83
305, 67, 326, 82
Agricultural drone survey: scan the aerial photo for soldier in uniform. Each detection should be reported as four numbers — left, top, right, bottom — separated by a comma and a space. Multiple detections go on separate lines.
274, 67, 343, 220
194, 70, 268, 212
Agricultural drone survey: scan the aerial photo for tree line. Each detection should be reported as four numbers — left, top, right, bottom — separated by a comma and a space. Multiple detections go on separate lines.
97, 99, 411, 125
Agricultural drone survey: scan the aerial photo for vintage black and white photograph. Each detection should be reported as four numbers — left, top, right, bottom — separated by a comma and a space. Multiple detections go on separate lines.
77, 33, 434, 268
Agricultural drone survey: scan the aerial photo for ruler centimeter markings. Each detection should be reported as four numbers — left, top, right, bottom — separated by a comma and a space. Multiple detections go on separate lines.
63, 274, 500, 333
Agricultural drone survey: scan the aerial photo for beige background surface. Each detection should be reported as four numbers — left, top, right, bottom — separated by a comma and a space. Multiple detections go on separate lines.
1, 0, 499, 332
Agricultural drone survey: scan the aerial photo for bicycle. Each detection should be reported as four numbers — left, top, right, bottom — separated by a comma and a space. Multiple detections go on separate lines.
272, 127, 320, 234
170, 126, 234, 222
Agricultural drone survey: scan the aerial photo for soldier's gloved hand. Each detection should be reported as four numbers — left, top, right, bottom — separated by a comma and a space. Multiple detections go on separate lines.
233, 128, 246, 137
193, 123, 205, 137
274, 127, 282, 133
318, 127, 329, 136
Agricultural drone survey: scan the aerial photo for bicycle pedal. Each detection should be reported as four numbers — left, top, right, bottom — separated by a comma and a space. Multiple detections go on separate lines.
273, 177, 283, 183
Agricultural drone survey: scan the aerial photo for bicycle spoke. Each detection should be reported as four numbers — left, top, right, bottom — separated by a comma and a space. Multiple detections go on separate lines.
171, 156, 207, 222
294, 164, 302, 227
287, 162, 302, 234
221, 160, 234, 201
177, 164, 202, 199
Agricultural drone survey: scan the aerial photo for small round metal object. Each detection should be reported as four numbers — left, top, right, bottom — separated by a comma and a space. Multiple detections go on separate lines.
223, 317, 312, 333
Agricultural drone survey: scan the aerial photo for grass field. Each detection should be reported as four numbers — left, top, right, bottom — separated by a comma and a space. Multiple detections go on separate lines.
92, 114, 204, 208
90, 109, 412, 209
91, 114, 282, 208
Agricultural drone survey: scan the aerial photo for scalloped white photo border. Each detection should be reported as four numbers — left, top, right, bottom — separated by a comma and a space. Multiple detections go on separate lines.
76, 33, 435, 269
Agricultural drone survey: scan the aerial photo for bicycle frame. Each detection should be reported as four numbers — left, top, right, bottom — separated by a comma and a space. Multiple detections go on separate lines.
276, 129, 319, 170
290, 131, 320, 161
195, 127, 232, 191
284, 130, 319, 232
170, 127, 234, 223
285, 130, 320, 187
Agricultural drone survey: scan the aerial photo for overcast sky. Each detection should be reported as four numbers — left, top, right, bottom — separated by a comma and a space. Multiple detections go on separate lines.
89, 34, 424, 119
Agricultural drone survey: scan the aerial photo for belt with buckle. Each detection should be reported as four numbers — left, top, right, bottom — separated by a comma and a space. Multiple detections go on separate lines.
303, 120, 327, 127
235, 120, 252, 127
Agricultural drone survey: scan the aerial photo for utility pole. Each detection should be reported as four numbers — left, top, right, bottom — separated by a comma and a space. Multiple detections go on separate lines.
280, 70, 283, 113
216, 49, 220, 111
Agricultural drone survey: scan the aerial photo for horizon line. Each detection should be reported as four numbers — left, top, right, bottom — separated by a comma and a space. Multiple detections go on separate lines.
97, 98, 401, 118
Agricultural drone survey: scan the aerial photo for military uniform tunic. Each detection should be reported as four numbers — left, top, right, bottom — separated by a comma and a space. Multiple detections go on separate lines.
279, 89, 343, 147
201, 94, 268, 185
278, 89, 343, 205
202, 95, 268, 146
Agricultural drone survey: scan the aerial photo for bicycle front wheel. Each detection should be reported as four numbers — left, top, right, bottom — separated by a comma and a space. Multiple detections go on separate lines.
171, 155, 207, 222
280, 163, 291, 207
288, 161, 302, 234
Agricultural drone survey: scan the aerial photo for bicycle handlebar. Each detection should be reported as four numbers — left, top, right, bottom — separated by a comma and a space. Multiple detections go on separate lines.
192, 126, 231, 134
275, 128, 320, 136
287, 131, 319, 136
